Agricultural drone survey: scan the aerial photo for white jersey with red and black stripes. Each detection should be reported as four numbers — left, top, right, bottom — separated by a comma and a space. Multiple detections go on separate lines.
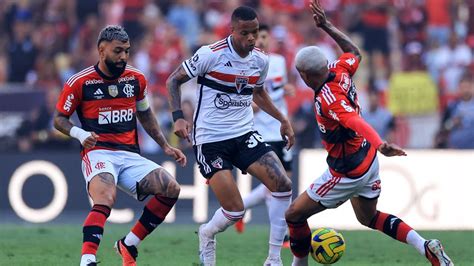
182, 36, 269, 145
253, 53, 288, 142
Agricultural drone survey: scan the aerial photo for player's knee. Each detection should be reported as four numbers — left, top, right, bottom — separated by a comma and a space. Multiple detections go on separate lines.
285, 203, 302, 222
93, 191, 116, 207
166, 179, 181, 198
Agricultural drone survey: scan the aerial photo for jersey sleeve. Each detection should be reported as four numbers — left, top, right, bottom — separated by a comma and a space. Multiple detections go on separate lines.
330, 53, 360, 76
182, 46, 215, 78
136, 74, 150, 111
325, 95, 383, 148
56, 82, 81, 116
256, 56, 269, 86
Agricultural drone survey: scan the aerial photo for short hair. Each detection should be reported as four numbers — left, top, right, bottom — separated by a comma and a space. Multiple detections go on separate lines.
97, 25, 129, 47
259, 24, 270, 32
295, 46, 328, 74
231, 6, 258, 23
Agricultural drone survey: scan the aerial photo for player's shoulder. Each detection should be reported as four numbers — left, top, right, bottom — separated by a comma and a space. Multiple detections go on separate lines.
65, 65, 96, 88
124, 65, 146, 80
207, 37, 230, 54
319, 83, 346, 107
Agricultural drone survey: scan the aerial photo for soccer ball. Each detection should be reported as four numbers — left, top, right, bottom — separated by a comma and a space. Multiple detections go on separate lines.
310, 228, 346, 264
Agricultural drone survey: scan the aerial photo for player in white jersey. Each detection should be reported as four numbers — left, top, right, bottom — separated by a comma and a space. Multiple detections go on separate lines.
166, 6, 294, 266
234, 24, 294, 248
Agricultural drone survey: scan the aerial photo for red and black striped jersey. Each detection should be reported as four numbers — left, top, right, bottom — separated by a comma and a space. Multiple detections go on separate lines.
56, 64, 148, 155
314, 53, 379, 178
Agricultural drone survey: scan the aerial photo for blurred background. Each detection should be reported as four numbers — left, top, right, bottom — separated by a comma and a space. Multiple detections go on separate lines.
0, 0, 472, 153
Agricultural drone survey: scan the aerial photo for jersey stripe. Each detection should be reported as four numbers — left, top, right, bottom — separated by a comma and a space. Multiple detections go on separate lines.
209, 39, 227, 49
98, 130, 137, 145
193, 84, 204, 143
66, 66, 94, 85
212, 45, 228, 52
67, 69, 95, 87
321, 85, 336, 105
183, 61, 196, 78
125, 65, 144, 75
208, 71, 259, 84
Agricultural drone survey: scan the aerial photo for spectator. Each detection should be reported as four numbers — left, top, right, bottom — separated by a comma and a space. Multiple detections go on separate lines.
436, 75, 474, 149
363, 89, 395, 142
167, 0, 201, 50
7, 16, 37, 82
425, 0, 452, 46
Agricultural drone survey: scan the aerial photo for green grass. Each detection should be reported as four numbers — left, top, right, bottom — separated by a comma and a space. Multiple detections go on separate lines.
0, 224, 472, 265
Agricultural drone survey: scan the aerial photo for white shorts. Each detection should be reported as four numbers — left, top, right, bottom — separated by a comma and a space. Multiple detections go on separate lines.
306, 156, 381, 208
81, 149, 161, 200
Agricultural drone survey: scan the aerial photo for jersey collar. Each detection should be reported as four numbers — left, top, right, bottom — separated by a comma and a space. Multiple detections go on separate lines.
94, 63, 122, 80
228, 36, 252, 61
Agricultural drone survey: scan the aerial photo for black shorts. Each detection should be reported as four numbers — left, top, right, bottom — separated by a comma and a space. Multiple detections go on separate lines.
267, 141, 293, 171
193, 131, 273, 179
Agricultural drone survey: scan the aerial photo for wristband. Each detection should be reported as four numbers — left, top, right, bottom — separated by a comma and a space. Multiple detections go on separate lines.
70, 126, 92, 145
172, 110, 185, 122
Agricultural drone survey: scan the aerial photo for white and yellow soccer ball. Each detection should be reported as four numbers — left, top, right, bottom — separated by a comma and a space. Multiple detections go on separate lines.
310, 228, 346, 264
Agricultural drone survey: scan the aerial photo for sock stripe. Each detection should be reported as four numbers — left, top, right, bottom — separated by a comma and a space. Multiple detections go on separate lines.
83, 226, 103, 244
154, 195, 178, 208
91, 204, 111, 218
369, 211, 412, 243
221, 209, 245, 221
287, 220, 311, 258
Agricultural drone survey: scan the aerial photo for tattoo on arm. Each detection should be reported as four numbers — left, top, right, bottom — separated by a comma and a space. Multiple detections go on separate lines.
138, 168, 179, 198
53, 111, 74, 136
136, 108, 168, 147
166, 65, 191, 111
321, 21, 362, 61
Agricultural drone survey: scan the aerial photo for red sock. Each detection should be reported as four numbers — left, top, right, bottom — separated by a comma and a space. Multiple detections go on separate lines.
287, 220, 311, 258
369, 210, 412, 243
131, 195, 177, 240
82, 204, 111, 255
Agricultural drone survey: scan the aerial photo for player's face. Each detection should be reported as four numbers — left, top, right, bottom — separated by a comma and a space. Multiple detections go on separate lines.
256, 29, 269, 51
232, 19, 259, 53
100, 40, 130, 76
296, 67, 329, 91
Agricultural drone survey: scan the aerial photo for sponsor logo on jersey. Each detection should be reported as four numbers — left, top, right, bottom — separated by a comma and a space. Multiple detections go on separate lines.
63, 93, 74, 112
214, 93, 251, 110
314, 97, 322, 116
84, 79, 104, 86
211, 157, 223, 169
123, 84, 135, 98
329, 110, 339, 121
340, 100, 355, 112
339, 73, 351, 91
235, 76, 249, 93
108, 85, 118, 97
98, 108, 133, 125
345, 58, 356, 66
118, 75, 135, 83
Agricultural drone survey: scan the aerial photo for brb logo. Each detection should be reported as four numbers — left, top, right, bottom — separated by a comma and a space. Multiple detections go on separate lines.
214, 93, 251, 110
98, 108, 133, 125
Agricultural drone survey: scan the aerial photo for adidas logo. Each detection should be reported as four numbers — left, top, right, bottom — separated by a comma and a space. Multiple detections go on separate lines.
224, 61, 232, 67
94, 89, 103, 95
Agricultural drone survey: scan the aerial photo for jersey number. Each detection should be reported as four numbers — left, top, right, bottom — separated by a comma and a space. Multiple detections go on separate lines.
246, 132, 264, 148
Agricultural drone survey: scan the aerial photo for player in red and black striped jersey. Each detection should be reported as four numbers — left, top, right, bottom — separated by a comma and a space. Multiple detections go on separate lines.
54, 25, 186, 266
284, 2, 453, 266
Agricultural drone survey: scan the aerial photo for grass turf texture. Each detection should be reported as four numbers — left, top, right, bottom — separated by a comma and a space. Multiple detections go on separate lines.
0, 224, 472, 265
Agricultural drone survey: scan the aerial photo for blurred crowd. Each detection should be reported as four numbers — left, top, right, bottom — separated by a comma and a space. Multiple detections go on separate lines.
0, 0, 472, 153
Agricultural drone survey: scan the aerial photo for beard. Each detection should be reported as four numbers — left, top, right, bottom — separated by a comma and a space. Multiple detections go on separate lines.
104, 57, 126, 78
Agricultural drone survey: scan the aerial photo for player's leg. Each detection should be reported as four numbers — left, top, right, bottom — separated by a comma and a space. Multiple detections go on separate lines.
199, 170, 245, 265
285, 192, 327, 266
234, 183, 268, 233
80, 151, 118, 266
245, 150, 292, 265
115, 153, 180, 265
352, 159, 453, 266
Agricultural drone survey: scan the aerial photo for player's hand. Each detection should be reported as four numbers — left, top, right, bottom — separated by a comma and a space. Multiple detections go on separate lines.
173, 118, 191, 143
310, 0, 328, 27
83, 132, 99, 149
163, 144, 187, 167
284, 84, 296, 97
377, 142, 407, 157
280, 119, 295, 150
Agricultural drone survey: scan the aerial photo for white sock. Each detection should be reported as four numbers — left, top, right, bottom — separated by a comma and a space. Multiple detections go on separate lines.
202, 208, 245, 238
124, 231, 141, 247
243, 184, 268, 209
292, 255, 308, 266
406, 229, 426, 255
267, 191, 292, 258
80, 254, 96, 266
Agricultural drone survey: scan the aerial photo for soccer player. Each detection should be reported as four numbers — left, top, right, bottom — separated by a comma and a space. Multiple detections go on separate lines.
166, 6, 294, 266
54, 25, 186, 266
285, 1, 454, 266
233, 24, 294, 249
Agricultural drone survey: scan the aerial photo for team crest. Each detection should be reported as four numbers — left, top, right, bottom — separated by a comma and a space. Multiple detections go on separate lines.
123, 83, 135, 98
108, 85, 118, 97
211, 157, 223, 169
235, 76, 249, 93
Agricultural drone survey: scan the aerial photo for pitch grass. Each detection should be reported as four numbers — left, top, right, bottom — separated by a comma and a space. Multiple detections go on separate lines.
0, 224, 472, 266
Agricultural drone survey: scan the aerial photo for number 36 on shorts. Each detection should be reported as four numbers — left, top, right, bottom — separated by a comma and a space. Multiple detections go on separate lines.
246, 132, 264, 148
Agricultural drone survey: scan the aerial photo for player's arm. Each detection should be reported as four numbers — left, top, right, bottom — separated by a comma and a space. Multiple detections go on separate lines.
136, 108, 186, 166
253, 86, 295, 149
310, 0, 362, 62
166, 65, 192, 142
53, 84, 98, 149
